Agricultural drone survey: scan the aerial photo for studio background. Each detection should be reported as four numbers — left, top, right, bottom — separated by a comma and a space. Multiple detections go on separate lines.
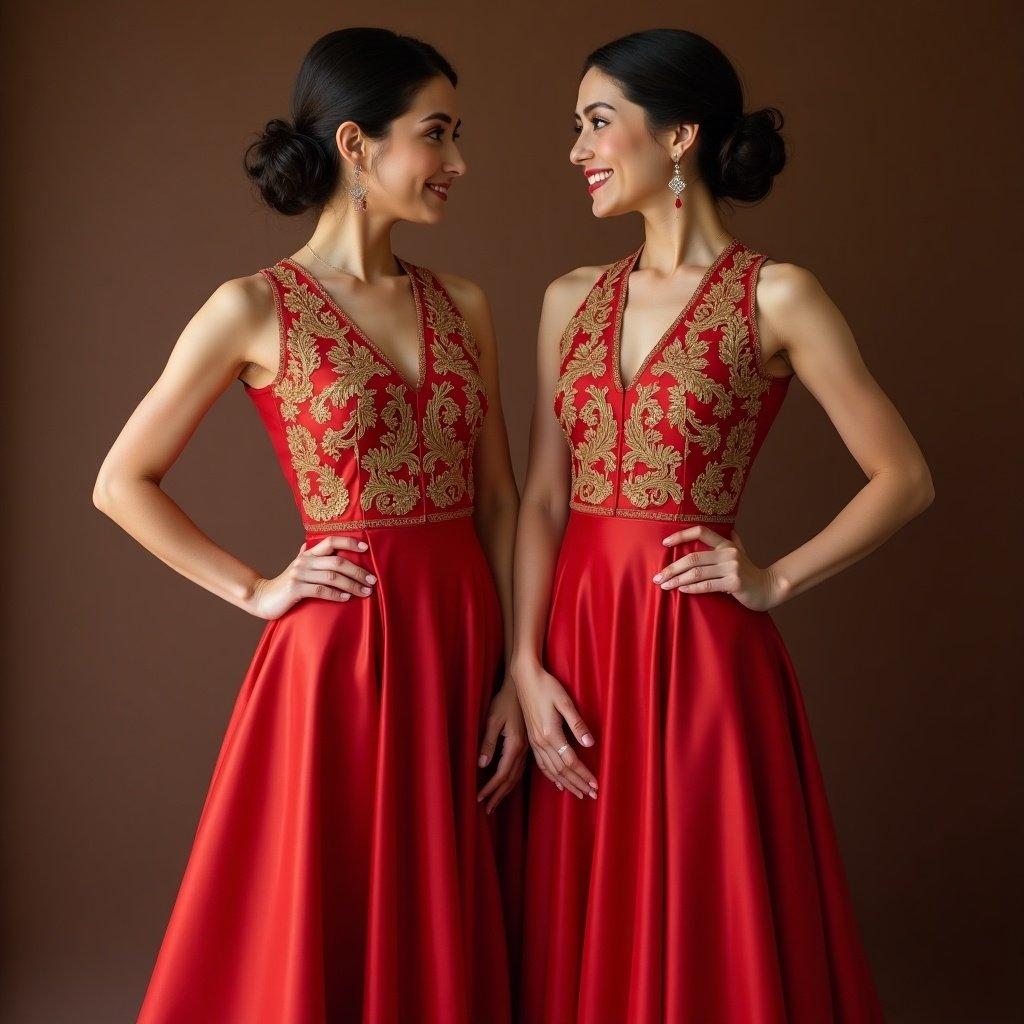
1, 1, 1019, 1021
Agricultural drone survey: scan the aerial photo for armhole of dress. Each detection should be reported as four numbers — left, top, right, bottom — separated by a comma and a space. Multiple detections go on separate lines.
746, 253, 773, 382
243, 268, 288, 394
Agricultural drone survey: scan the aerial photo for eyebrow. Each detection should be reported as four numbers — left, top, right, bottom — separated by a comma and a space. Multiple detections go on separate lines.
575, 101, 616, 119
419, 112, 462, 129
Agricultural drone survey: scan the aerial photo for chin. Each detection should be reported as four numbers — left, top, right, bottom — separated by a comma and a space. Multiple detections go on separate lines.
591, 198, 623, 219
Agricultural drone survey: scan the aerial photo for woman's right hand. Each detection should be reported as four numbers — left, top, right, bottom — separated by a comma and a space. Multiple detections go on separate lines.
246, 536, 377, 620
512, 658, 598, 800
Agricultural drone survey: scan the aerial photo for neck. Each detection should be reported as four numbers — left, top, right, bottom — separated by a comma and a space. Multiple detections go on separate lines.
636, 183, 734, 275
302, 199, 400, 281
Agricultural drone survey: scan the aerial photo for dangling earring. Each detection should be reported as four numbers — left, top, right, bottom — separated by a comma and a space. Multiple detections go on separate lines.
348, 163, 367, 211
668, 157, 686, 209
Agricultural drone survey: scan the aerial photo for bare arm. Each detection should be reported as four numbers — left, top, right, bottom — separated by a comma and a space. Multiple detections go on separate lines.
656, 262, 936, 607
510, 268, 605, 800
92, 273, 375, 618
761, 263, 934, 601
441, 273, 527, 812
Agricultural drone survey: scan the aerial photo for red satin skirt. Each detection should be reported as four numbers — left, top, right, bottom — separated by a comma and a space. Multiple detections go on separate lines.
137, 516, 522, 1024
520, 510, 885, 1023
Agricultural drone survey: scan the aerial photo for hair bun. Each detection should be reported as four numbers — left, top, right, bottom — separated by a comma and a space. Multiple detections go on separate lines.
243, 117, 332, 216
717, 106, 786, 204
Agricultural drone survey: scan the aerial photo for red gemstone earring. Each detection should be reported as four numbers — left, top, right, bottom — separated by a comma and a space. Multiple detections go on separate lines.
348, 163, 367, 212
668, 157, 686, 209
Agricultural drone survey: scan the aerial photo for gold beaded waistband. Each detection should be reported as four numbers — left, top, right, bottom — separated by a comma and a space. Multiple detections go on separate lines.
303, 506, 475, 534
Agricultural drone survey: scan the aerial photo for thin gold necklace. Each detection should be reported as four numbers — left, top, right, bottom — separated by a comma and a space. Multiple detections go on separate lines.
304, 242, 350, 274
304, 242, 404, 279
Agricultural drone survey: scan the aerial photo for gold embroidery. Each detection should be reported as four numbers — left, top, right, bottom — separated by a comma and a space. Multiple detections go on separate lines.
570, 385, 617, 504
417, 267, 464, 345
322, 389, 378, 459
303, 506, 475, 532
690, 417, 757, 516
415, 268, 489, 504
554, 258, 631, 442
263, 259, 485, 530
615, 247, 771, 516
312, 339, 390, 424
359, 383, 421, 516
718, 310, 772, 418
560, 259, 631, 359
285, 423, 350, 522
569, 500, 736, 524
431, 333, 488, 439
423, 380, 468, 508
620, 383, 684, 507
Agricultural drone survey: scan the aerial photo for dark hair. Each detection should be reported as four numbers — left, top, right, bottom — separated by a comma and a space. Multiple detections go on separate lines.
584, 29, 785, 203
244, 28, 457, 215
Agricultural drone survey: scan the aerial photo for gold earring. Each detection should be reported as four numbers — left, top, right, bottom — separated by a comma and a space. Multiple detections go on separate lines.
348, 163, 367, 211
668, 157, 686, 209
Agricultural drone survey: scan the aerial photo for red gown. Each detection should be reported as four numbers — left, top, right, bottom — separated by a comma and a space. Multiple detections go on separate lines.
521, 238, 885, 1023
137, 257, 520, 1024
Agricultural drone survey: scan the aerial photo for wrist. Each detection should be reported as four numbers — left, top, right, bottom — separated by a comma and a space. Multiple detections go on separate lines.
766, 563, 793, 607
510, 650, 543, 683
241, 575, 268, 616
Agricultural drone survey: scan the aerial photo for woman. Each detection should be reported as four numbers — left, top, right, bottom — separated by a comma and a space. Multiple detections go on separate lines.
512, 29, 932, 1023
93, 28, 526, 1024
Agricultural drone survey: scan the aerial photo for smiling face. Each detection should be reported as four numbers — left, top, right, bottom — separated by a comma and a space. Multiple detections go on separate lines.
353, 74, 466, 224
571, 66, 694, 218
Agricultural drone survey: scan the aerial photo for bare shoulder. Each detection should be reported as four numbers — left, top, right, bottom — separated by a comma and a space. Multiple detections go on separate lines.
171, 272, 279, 383
539, 263, 608, 336
756, 259, 830, 318
205, 271, 275, 325
544, 263, 607, 308
434, 270, 490, 318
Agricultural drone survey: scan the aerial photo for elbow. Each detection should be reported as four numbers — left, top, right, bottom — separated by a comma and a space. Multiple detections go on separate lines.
92, 470, 132, 519
907, 464, 936, 517
92, 473, 113, 515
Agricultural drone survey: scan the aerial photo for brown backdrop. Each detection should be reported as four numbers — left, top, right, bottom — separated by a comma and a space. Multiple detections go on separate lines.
2, 1, 1020, 1021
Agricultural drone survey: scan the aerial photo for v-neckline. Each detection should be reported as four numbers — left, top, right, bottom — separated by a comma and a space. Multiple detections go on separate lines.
612, 237, 740, 393
280, 255, 426, 395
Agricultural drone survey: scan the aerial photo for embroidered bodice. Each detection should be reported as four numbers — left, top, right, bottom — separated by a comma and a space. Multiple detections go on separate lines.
554, 238, 791, 524
245, 257, 488, 533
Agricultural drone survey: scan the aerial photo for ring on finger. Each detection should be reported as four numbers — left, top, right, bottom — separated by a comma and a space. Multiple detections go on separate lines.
556, 743, 570, 758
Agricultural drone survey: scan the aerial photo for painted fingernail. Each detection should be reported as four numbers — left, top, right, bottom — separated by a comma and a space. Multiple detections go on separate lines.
582, 734, 594, 747
652, 573, 663, 582
358, 541, 368, 550
365, 574, 377, 584
362, 586, 372, 594
478, 754, 488, 766
556, 782, 563, 791
589, 789, 598, 799
589, 780, 598, 789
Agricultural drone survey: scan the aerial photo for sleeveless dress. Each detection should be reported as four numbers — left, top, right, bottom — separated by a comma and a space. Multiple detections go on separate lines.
136, 257, 520, 1024
520, 238, 885, 1023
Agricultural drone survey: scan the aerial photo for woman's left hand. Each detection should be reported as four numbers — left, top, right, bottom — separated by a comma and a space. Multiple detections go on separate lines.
476, 678, 528, 814
653, 525, 783, 612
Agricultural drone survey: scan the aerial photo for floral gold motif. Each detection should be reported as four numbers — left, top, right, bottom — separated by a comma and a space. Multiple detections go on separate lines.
423, 379, 468, 508
570, 385, 618, 505
285, 423, 350, 522
359, 383, 421, 516
620, 383, 684, 508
